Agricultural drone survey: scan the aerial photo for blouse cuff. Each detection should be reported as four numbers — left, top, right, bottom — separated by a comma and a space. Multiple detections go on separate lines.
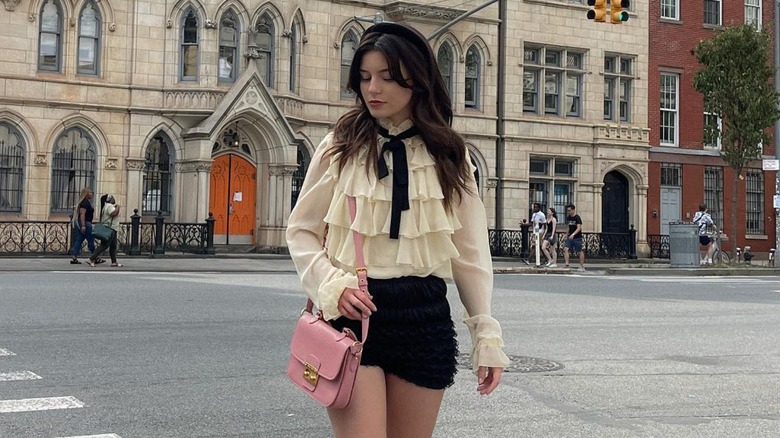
317, 272, 358, 321
463, 313, 511, 373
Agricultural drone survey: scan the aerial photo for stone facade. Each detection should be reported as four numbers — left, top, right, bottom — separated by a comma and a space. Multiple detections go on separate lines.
0, 0, 650, 251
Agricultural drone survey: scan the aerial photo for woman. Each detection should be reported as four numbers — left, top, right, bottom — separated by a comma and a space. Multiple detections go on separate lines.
542, 207, 558, 268
69, 187, 96, 264
286, 22, 509, 438
88, 194, 122, 267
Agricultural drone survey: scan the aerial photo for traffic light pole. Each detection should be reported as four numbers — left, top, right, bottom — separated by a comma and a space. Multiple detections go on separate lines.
775, 0, 780, 260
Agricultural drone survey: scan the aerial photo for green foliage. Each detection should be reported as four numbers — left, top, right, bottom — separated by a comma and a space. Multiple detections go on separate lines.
693, 24, 780, 173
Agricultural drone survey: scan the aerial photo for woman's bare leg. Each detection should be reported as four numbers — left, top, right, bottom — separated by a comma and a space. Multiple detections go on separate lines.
385, 374, 445, 438
541, 241, 551, 262
328, 366, 387, 438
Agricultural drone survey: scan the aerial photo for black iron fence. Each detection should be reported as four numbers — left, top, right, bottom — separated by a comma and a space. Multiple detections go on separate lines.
647, 234, 670, 259
489, 223, 638, 259
0, 209, 215, 256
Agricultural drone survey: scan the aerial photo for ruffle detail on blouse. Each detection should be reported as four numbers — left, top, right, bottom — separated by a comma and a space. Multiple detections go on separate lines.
322, 133, 465, 270
463, 313, 511, 373
316, 271, 358, 321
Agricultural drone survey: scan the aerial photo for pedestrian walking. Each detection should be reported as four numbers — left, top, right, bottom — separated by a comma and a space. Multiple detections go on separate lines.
69, 187, 97, 265
88, 194, 122, 268
563, 204, 585, 272
542, 207, 558, 268
530, 203, 547, 267
286, 22, 508, 438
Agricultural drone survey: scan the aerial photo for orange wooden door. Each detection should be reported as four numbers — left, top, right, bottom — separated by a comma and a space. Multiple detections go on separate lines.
209, 154, 256, 244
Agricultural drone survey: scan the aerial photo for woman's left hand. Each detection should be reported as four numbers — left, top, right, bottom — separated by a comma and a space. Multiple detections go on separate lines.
476, 366, 503, 395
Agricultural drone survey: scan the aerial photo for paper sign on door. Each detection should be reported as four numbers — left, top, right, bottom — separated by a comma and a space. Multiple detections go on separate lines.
233, 191, 243, 202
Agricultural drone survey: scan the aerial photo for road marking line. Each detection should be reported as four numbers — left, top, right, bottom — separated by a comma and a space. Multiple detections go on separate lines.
55, 435, 122, 438
0, 348, 16, 356
0, 396, 84, 413
0, 371, 42, 382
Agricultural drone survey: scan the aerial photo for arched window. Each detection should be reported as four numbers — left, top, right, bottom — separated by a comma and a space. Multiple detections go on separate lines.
38, 0, 63, 72
180, 8, 199, 81
340, 30, 358, 99
143, 133, 174, 215
470, 155, 481, 192
255, 14, 275, 86
51, 127, 96, 213
465, 45, 481, 109
77, 1, 101, 75
289, 23, 299, 92
0, 123, 25, 212
437, 44, 454, 99
218, 10, 239, 83
291, 144, 310, 208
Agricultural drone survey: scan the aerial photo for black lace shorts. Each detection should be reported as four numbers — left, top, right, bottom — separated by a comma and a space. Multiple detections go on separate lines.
330, 275, 458, 390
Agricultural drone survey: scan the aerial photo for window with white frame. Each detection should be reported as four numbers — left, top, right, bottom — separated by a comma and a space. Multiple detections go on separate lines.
218, 10, 239, 83
77, 0, 101, 75
523, 46, 584, 117
704, 166, 724, 228
465, 45, 481, 109
437, 43, 454, 98
255, 14, 275, 87
340, 31, 358, 99
745, 0, 761, 29
528, 156, 576, 221
660, 73, 679, 146
746, 170, 764, 234
703, 111, 722, 149
661, 0, 680, 20
38, 0, 63, 72
0, 122, 25, 212
704, 0, 722, 26
180, 8, 199, 81
604, 55, 634, 122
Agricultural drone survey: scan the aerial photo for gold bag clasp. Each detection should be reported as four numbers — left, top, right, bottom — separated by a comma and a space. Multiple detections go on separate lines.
303, 363, 319, 386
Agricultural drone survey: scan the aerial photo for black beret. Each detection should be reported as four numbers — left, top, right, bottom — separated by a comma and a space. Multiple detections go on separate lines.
363, 22, 434, 64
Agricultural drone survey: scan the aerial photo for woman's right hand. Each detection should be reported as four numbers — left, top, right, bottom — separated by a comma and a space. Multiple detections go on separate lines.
337, 287, 377, 320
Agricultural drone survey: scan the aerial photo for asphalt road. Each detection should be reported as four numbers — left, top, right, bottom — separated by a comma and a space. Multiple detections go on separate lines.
1, 272, 779, 437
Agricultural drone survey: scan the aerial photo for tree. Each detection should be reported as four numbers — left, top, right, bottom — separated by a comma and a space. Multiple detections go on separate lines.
693, 24, 780, 261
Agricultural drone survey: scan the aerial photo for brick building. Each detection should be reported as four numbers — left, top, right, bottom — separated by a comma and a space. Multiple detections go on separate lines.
0, 0, 650, 253
648, 0, 776, 254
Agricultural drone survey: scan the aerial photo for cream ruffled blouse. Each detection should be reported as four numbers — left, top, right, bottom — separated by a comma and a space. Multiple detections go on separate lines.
286, 119, 509, 372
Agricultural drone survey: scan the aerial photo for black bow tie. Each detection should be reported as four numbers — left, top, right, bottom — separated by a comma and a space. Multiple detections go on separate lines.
377, 125, 420, 240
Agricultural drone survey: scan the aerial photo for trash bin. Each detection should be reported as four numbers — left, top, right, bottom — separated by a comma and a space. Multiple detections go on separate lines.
669, 222, 699, 267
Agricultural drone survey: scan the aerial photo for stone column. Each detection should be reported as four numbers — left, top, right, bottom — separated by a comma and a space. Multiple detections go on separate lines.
125, 158, 146, 220
177, 160, 213, 223
635, 183, 649, 256
259, 164, 298, 247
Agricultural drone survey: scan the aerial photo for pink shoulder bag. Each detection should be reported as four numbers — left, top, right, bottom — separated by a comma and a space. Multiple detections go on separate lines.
287, 196, 369, 409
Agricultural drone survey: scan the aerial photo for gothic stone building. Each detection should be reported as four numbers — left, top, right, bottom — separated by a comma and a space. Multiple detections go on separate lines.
0, 0, 650, 252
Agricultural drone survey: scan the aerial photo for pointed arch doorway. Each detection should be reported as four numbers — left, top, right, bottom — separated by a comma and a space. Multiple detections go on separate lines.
602, 171, 629, 233
209, 152, 257, 245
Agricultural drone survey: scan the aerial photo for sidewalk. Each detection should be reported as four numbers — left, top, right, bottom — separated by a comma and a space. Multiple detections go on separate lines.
1, 254, 778, 276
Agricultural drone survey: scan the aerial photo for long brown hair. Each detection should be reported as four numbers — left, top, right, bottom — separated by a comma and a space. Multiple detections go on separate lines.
328, 23, 471, 209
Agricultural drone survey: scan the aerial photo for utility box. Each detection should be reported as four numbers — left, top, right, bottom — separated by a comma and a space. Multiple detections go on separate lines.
669, 222, 700, 268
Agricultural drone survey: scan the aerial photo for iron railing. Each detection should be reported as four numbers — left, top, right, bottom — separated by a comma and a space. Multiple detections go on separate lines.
0, 210, 215, 256
647, 234, 670, 259
489, 224, 638, 259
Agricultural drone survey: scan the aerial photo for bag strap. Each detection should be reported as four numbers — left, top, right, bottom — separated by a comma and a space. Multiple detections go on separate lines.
304, 195, 369, 343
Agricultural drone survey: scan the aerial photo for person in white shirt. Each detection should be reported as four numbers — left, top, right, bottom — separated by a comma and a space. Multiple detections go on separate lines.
529, 203, 547, 266
692, 203, 718, 266
285, 22, 508, 438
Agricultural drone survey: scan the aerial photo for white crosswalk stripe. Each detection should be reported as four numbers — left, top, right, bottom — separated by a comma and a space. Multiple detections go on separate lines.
0, 348, 16, 356
607, 277, 780, 284
55, 435, 122, 438
0, 396, 85, 413
0, 371, 42, 382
